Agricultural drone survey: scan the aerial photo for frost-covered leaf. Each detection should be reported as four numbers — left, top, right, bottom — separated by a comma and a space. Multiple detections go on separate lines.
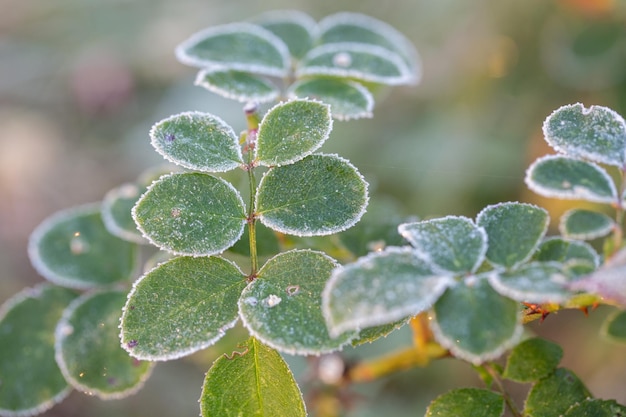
133, 172, 246, 256
323, 247, 454, 337
195, 69, 279, 103
28, 204, 137, 289
525, 155, 617, 204
398, 216, 487, 274
175, 22, 290, 77
200, 337, 306, 417
564, 399, 626, 417
525, 368, 591, 417
431, 277, 522, 364
101, 182, 146, 244
477, 202, 549, 269
55, 290, 153, 398
503, 338, 563, 383
120, 256, 246, 360
256, 99, 332, 167
317, 12, 420, 82
542, 103, 626, 167
568, 248, 626, 305
0, 285, 77, 416
351, 319, 409, 346
150, 112, 243, 173
239, 250, 357, 355
489, 262, 574, 304
425, 388, 504, 417
256, 154, 368, 236
297, 43, 414, 85
287, 78, 373, 121
602, 309, 626, 343
533, 237, 599, 269
254, 10, 316, 60
559, 209, 615, 240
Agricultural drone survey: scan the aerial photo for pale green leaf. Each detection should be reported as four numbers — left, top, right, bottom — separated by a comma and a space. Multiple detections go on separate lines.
287, 78, 373, 121
564, 399, 626, 417
175, 23, 290, 77
533, 237, 599, 268
543, 103, 626, 167
398, 216, 487, 274
239, 250, 357, 355
602, 309, 626, 343
0, 285, 77, 416
476, 202, 549, 269
200, 337, 306, 417
133, 172, 246, 256
120, 256, 246, 360
256, 154, 368, 236
525, 155, 617, 203
323, 247, 454, 337
431, 277, 522, 364
559, 209, 614, 240
254, 10, 316, 60
195, 69, 279, 103
55, 290, 153, 399
489, 262, 573, 304
425, 388, 504, 417
525, 368, 591, 417
150, 112, 243, 173
101, 182, 146, 244
28, 204, 138, 289
503, 338, 563, 383
256, 99, 332, 167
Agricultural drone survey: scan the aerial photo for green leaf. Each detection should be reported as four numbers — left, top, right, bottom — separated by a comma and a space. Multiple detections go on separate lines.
175, 22, 290, 77
489, 262, 574, 304
525, 155, 617, 203
239, 250, 357, 354
477, 202, 549, 269
431, 277, 522, 364
398, 216, 487, 274
55, 290, 153, 398
28, 204, 138, 289
351, 319, 409, 346
255, 10, 316, 60
256, 154, 368, 236
425, 388, 504, 417
200, 337, 306, 417
101, 182, 146, 244
542, 103, 626, 167
601, 309, 626, 343
533, 237, 599, 268
287, 78, 373, 121
569, 249, 626, 305
133, 172, 246, 256
525, 368, 591, 417
150, 112, 243, 173
564, 399, 626, 416
560, 209, 615, 240
503, 337, 563, 382
120, 256, 246, 360
256, 99, 332, 167
0, 285, 77, 416
195, 69, 279, 103
322, 247, 454, 337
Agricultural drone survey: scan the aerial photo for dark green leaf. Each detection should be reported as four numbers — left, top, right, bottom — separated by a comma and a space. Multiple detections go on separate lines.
525, 368, 591, 417
200, 337, 306, 417
560, 209, 615, 240
101, 182, 146, 244
489, 262, 574, 303
425, 388, 504, 417
601, 309, 626, 343
195, 69, 279, 103
503, 337, 563, 382
255, 10, 316, 59
120, 256, 246, 360
533, 237, 599, 268
564, 398, 626, 416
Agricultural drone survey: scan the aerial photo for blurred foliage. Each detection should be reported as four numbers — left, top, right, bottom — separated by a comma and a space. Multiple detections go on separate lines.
1, 0, 625, 416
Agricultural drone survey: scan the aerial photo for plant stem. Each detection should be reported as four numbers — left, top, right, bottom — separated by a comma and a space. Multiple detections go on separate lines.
244, 103, 260, 277
483, 363, 522, 417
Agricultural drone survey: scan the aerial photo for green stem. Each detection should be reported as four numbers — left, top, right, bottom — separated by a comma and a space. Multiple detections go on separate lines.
244, 103, 260, 278
483, 364, 522, 417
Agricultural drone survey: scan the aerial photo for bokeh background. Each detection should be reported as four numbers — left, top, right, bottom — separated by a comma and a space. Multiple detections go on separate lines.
1, 0, 626, 416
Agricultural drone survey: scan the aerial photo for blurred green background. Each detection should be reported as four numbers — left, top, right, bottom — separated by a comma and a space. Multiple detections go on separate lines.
1, 0, 626, 416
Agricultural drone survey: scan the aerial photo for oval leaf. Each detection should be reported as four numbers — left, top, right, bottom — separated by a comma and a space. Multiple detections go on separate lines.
602, 309, 626, 343
559, 209, 615, 240
525, 155, 617, 203
195, 69, 279, 103
256, 154, 368, 236
543, 103, 626, 167
101, 182, 146, 244
564, 399, 626, 417
120, 256, 246, 360
133, 172, 246, 256
322, 247, 454, 337
239, 250, 357, 355
200, 337, 306, 417
175, 22, 290, 77
28, 204, 138, 289
425, 388, 504, 417
0, 285, 77, 416
255, 10, 316, 60
256, 99, 332, 167
489, 262, 574, 304
287, 78, 373, 121
398, 216, 487, 274
431, 277, 522, 364
533, 237, 599, 268
525, 368, 591, 417
477, 202, 549, 269
55, 290, 153, 399
503, 338, 563, 383
150, 112, 243, 173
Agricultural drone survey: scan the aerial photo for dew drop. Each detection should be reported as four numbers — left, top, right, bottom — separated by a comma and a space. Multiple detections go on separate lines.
70, 233, 90, 255
79, 372, 85, 378
171, 208, 181, 218
333, 52, 352, 68
264, 294, 282, 308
